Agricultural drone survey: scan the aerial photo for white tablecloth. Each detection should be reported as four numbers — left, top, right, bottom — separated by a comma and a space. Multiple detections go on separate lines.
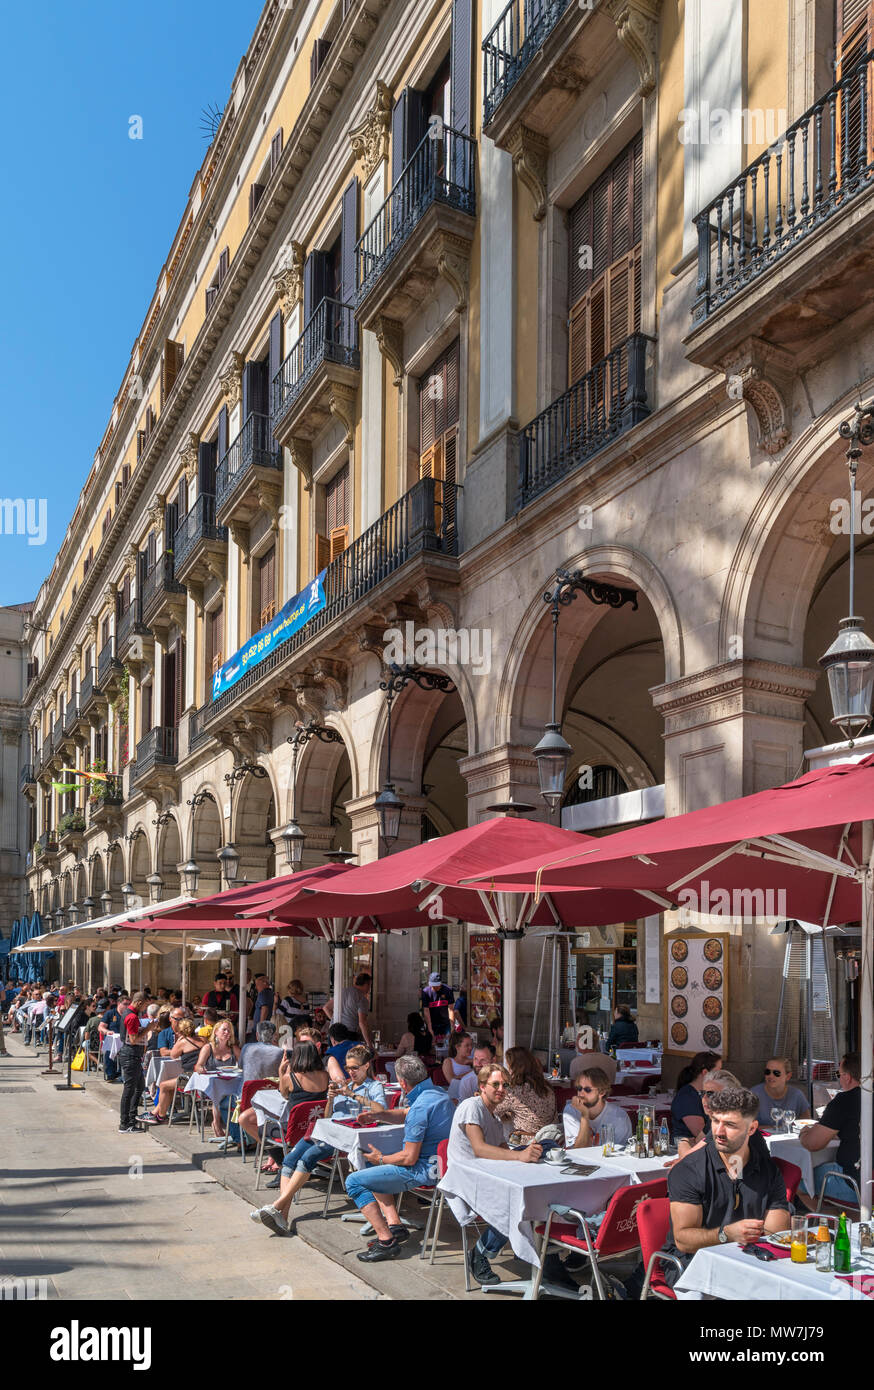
674, 1241, 870, 1301
184, 1072, 243, 1106
765, 1132, 840, 1195
309, 1118, 406, 1170
564, 1145, 673, 1181
610, 1092, 673, 1113
144, 1054, 182, 1091
616, 1048, 662, 1066
251, 1087, 288, 1128
438, 1155, 632, 1265
101, 1033, 123, 1059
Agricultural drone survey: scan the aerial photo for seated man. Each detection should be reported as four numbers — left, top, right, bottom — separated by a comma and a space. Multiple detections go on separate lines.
156, 1009, 179, 1054
798, 1052, 863, 1208
663, 1087, 790, 1287
344, 1053, 454, 1262
447, 1062, 542, 1285
563, 1067, 632, 1149
455, 1042, 496, 1103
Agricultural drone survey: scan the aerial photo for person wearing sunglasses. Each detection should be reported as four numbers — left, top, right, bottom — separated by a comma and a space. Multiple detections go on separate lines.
446, 1064, 542, 1285
563, 1068, 632, 1150
751, 1056, 810, 1128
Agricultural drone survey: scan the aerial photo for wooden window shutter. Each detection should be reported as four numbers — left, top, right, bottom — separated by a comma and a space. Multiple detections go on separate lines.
836, 4, 874, 177
419, 438, 444, 480
311, 38, 332, 85
137, 430, 146, 460
326, 466, 349, 533
340, 177, 359, 321
316, 533, 331, 573
161, 340, 184, 403
217, 406, 228, 463
115, 481, 123, 506
122, 575, 131, 611
248, 182, 265, 221
122, 463, 131, 488
329, 526, 349, 559
450, 0, 473, 136
176, 476, 187, 518
270, 129, 284, 174
219, 248, 229, 282
198, 440, 217, 495
205, 284, 217, 313
147, 531, 157, 572
208, 606, 224, 674
445, 339, 460, 427
259, 547, 276, 625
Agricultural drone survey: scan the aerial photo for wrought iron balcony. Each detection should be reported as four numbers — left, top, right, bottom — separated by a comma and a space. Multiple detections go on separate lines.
130, 726, 178, 789
19, 763, 34, 792
117, 595, 151, 657
63, 699, 81, 736
97, 637, 122, 690
215, 412, 282, 531
187, 702, 212, 755
87, 773, 124, 826
205, 476, 459, 724
141, 552, 187, 635
79, 665, 104, 717
174, 493, 228, 581
483, 0, 574, 125
355, 126, 476, 327
691, 50, 874, 354
516, 333, 654, 510
35, 829, 58, 859
272, 298, 360, 445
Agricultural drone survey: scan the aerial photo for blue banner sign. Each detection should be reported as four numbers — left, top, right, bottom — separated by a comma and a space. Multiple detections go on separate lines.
212, 570, 327, 701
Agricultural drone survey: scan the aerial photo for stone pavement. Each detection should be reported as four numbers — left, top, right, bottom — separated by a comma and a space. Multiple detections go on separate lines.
0, 1037, 378, 1301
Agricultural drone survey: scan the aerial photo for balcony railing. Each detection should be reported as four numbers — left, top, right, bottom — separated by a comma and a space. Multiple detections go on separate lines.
693, 49, 874, 323
131, 726, 178, 784
117, 594, 150, 649
19, 763, 34, 791
97, 637, 120, 685
43, 729, 55, 761
63, 700, 80, 735
141, 551, 186, 620
80, 665, 101, 710
482, 0, 574, 125
216, 412, 282, 509
174, 493, 228, 573
272, 298, 360, 433
516, 333, 653, 510
87, 774, 124, 823
206, 476, 459, 722
188, 702, 211, 754
356, 126, 476, 302
35, 830, 58, 857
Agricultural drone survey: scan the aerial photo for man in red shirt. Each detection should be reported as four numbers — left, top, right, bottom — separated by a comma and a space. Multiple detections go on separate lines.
118, 993, 159, 1133
201, 974, 239, 1014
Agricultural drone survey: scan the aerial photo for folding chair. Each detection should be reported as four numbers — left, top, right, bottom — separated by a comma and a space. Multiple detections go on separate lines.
529, 1176, 669, 1300
816, 1167, 862, 1210
239, 1078, 279, 1167
255, 1099, 326, 1193
637, 1197, 682, 1299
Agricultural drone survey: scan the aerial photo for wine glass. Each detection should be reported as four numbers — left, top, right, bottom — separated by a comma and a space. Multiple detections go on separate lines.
771, 1107, 785, 1134
783, 1109, 796, 1134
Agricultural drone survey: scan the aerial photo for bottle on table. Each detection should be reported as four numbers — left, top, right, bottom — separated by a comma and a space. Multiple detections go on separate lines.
657, 1118, 670, 1156
552, 1051, 561, 1078
642, 1109, 653, 1157
814, 1223, 832, 1273
833, 1212, 852, 1274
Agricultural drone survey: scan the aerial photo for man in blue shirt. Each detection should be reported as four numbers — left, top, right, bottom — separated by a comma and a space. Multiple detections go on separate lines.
345, 1053, 454, 1262
324, 1023, 357, 1081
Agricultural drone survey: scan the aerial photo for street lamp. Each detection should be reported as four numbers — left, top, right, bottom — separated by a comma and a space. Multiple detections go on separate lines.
53, 909, 64, 931
534, 571, 638, 810
68, 903, 80, 926
146, 871, 163, 904
81, 896, 95, 921
100, 890, 113, 916
280, 818, 306, 870
375, 783, 404, 849
121, 881, 135, 907
377, 665, 455, 851
218, 843, 240, 884
324, 848, 357, 864
181, 858, 200, 895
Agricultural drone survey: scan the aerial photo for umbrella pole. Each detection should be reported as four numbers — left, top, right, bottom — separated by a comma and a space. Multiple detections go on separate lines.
181, 934, 187, 1009
504, 934, 517, 1052
861, 823, 873, 1222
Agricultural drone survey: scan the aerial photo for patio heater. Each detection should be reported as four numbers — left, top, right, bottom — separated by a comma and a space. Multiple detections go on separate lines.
771, 921, 842, 1108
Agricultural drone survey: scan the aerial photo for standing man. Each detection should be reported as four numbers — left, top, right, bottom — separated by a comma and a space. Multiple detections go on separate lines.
421, 972, 454, 1041
338, 972, 373, 1047
252, 973, 275, 1028
117, 993, 159, 1134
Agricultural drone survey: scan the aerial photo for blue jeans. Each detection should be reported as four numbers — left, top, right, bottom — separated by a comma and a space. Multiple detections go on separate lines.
476, 1225, 507, 1256
282, 1138, 333, 1176
808, 1160, 860, 1205
345, 1164, 429, 1211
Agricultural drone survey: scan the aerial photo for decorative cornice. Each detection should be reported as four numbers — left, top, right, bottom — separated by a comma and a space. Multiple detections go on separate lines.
329, 382, 358, 445
506, 123, 549, 221
219, 351, 245, 409
605, 0, 663, 98
349, 79, 392, 180
374, 315, 405, 385
721, 339, 794, 456
273, 242, 305, 316
180, 431, 200, 486
651, 660, 820, 719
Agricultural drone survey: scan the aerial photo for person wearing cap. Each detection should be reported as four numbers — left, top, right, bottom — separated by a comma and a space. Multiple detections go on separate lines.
337, 972, 373, 1047
421, 972, 454, 1041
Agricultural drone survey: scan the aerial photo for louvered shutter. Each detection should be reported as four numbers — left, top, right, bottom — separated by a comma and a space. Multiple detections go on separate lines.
259, 547, 276, 625
147, 532, 157, 572
219, 248, 229, 283
316, 533, 331, 574
836, 3, 874, 180
205, 285, 217, 313
137, 429, 146, 460
198, 441, 217, 495
164, 502, 178, 552
208, 605, 224, 674
311, 38, 332, 84
269, 313, 282, 401
161, 340, 183, 403
270, 129, 283, 173
174, 635, 186, 721
392, 90, 409, 187
340, 179, 359, 347
249, 183, 265, 220
450, 0, 473, 136
217, 406, 228, 465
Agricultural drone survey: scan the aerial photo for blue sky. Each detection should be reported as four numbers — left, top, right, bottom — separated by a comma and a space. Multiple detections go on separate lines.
0, 0, 262, 606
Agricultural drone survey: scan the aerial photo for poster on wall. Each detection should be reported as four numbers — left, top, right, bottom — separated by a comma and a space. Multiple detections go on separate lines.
663, 931, 729, 1058
469, 933, 502, 1027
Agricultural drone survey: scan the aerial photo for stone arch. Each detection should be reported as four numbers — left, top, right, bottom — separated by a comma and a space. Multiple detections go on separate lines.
106, 844, 125, 913
156, 815, 183, 897
73, 863, 87, 905
129, 830, 151, 908
559, 712, 657, 790
369, 668, 477, 796
292, 718, 358, 820
89, 853, 106, 903
230, 761, 278, 846
497, 543, 683, 750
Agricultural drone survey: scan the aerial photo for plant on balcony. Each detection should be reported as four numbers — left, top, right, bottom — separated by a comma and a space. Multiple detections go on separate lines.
34, 841, 43, 859
110, 667, 131, 767
58, 810, 86, 836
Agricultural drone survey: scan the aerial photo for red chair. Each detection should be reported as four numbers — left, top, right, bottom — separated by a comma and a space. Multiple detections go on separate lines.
772, 1156, 802, 1205
240, 1078, 279, 1167
254, 1098, 326, 1191
638, 1197, 682, 1300
428, 1064, 449, 1088
531, 1176, 669, 1299
552, 1085, 573, 1112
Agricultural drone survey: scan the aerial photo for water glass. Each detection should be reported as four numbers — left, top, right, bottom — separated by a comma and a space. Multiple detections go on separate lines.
771, 1108, 785, 1134
783, 1109, 796, 1133
601, 1123, 615, 1156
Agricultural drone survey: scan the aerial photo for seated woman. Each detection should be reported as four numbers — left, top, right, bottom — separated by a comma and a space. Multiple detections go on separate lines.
143, 1019, 203, 1125
195, 1017, 241, 1138
670, 1050, 721, 1143
252, 1045, 387, 1230
751, 1056, 811, 1127
442, 1031, 474, 1098
396, 1011, 433, 1059
250, 1041, 333, 1220
495, 1047, 556, 1140
605, 1005, 639, 1052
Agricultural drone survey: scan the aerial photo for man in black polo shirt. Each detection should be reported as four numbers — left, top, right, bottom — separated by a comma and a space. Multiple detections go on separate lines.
799, 1052, 865, 1207
663, 1087, 789, 1286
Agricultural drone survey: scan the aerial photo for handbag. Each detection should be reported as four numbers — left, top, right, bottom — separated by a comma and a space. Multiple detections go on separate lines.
71, 1047, 86, 1072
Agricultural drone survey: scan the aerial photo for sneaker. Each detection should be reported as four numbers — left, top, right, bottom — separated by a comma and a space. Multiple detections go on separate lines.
357, 1238, 401, 1263
249, 1209, 263, 1224
118, 1124, 135, 1133
469, 1245, 500, 1286
141, 1114, 166, 1125
258, 1206, 289, 1236
366, 1225, 410, 1248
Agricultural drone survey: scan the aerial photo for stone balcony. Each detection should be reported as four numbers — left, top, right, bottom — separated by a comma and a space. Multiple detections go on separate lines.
271, 298, 360, 464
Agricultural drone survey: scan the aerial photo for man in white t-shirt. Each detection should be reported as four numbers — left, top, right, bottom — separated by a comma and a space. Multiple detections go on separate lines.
448, 1063, 542, 1286
455, 1043, 496, 1103
562, 1067, 632, 1149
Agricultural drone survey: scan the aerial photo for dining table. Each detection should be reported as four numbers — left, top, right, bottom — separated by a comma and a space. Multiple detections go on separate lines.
144, 1053, 182, 1093
674, 1239, 873, 1301
184, 1069, 244, 1146
765, 1129, 840, 1196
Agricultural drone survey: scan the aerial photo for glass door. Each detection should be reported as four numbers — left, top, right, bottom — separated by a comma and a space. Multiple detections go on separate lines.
569, 950, 615, 1037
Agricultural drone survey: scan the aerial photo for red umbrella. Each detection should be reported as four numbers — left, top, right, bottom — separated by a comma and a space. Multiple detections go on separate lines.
464, 754, 874, 1215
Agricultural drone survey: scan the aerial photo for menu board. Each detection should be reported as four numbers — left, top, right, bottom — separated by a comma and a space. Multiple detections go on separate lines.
469, 933, 502, 1027
663, 932, 729, 1058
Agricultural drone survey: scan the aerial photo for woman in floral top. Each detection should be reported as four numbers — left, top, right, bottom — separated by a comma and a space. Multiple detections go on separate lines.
495, 1047, 556, 1138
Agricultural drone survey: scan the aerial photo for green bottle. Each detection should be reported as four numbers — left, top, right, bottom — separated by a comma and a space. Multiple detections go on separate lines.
834, 1212, 852, 1274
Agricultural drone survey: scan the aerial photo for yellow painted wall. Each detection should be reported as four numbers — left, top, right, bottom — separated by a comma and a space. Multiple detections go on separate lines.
745, 0, 788, 165
655, 0, 685, 322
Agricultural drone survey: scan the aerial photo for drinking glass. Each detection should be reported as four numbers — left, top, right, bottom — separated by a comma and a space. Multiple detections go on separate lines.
782, 1109, 796, 1134
601, 1123, 615, 1156
771, 1108, 785, 1134
790, 1214, 808, 1264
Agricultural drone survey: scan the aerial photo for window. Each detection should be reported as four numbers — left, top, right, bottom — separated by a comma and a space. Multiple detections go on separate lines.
324, 465, 349, 561
561, 764, 628, 809
567, 132, 642, 385
311, 37, 332, 84
102, 509, 112, 538
160, 339, 184, 404
136, 430, 146, 460
836, 1, 874, 175
418, 339, 459, 537
205, 249, 230, 312
206, 605, 224, 687
258, 547, 276, 627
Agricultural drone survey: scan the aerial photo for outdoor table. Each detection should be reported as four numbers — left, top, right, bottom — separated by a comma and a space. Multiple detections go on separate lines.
609, 1092, 672, 1118
144, 1054, 182, 1092
438, 1153, 632, 1272
616, 1047, 662, 1067
674, 1241, 872, 1301
184, 1071, 243, 1147
310, 1116, 406, 1171
101, 1033, 123, 1060
563, 1144, 673, 1181
765, 1131, 840, 1196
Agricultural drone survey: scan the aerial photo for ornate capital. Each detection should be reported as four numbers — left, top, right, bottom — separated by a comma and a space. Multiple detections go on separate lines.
722, 339, 793, 456
506, 124, 549, 221
349, 80, 392, 180
605, 0, 663, 98
147, 493, 166, 534
125, 543, 139, 583
288, 437, 313, 492
86, 617, 98, 643
180, 431, 200, 486
374, 316, 405, 386
220, 351, 245, 409
329, 382, 358, 445
228, 522, 250, 564
274, 242, 305, 316
435, 231, 472, 312
256, 479, 282, 532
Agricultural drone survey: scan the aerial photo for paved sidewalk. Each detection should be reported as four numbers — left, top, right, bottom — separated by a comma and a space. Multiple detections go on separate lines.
0, 1039, 378, 1301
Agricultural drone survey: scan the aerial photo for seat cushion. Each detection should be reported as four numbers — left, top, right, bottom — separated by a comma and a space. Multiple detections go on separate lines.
533, 1220, 589, 1252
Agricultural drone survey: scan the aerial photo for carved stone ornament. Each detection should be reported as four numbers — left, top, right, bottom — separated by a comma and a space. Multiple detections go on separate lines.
605, 0, 663, 98
374, 316, 405, 385
329, 381, 358, 445
219, 351, 245, 409
228, 522, 250, 564
288, 437, 313, 492
435, 231, 472, 312
147, 493, 166, 534
180, 431, 200, 485
506, 123, 549, 221
256, 479, 282, 532
722, 340, 793, 455
349, 80, 392, 180
274, 242, 305, 315
125, 544, 138, 583
547, 56, 589, 95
